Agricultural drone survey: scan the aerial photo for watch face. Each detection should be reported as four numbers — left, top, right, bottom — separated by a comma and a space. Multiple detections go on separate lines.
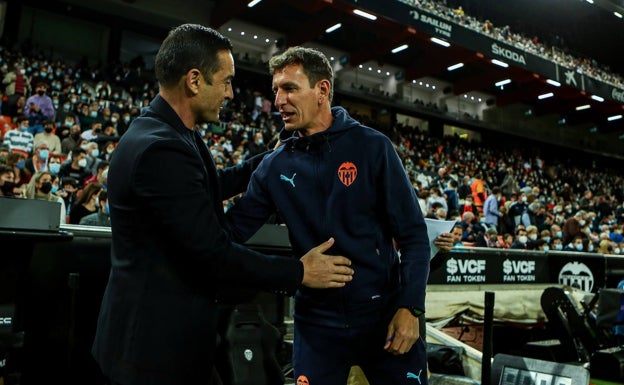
411, 308, 423, 317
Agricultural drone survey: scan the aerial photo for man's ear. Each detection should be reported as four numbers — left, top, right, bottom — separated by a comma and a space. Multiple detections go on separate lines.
318, 79, 330, 103
186, 69, 201, 94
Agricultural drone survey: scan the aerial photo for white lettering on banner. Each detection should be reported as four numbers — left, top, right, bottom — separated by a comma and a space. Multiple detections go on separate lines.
612, 88, 624, 103
565, 70, 577, 86
446, 258, 486, 283
0, 317, 12, 325
446, 258, 486, 274
491, 43, 527, 65
410, 10, 453, 38
462, 275, 486, 283
503, 259, 536, 274
0, 358, 6, 368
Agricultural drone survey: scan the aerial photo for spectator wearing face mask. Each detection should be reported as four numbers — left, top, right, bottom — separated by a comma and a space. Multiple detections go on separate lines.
79, 189, 111, 227
61, 124, 82, 155
564, 235, 588, 252
508, 192, 531, 228
0, 164, 17, 197
58, 147, 92, 187
82, 121, 103, 142
24, 142, 51, 175
24, 82, 56, 133
23, 170, 66, 224
6, 151, 29, 192
69, 181, 102, 225
550, 237, 564, 251
33, 120, 61, 153
83, 141, 101, 174
510, 227, 529, 249
3, 115, 34, 155
47, 153, 62, 176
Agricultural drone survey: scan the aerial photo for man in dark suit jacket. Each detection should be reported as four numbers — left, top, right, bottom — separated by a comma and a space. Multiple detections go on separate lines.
91, 24, 354, 385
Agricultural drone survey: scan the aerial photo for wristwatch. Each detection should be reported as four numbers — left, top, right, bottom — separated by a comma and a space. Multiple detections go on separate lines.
404, 307, 424, 317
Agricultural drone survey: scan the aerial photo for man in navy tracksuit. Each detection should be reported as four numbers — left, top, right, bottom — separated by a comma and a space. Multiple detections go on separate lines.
227, 46, 431, 385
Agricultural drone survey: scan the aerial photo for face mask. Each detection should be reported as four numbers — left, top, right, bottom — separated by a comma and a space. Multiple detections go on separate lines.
579, 220, 586, 226
1, 181, 15, 195
521, 196, 527, 202
78, 158, 87, 168
107, 147, 114, 154
519, 235, 528, 244
16, 160, 25, 169
587, 244, 594, 252
20, 125, 28, 132
555, 244, 563, 251
615, 248, 621, 254
44, 127, 53, 133
37, 90, 45, 96
49, 163, 61, 174
257, 139, 263, 145
543, 236, 551, 244
90, 111, 98, 118
111, 117, 117, 123
39, 149, 49, 159
63, 104, 70, 111
123, 116, 130, 123
94, 197, 99, 206
556, 231, 562, 238
575, 244, 584, 251
529, 234, 537, 241
543, 246, 550, 251
465, 201, 471, 206
91, 149, 99, 158
40, 181, 53, 194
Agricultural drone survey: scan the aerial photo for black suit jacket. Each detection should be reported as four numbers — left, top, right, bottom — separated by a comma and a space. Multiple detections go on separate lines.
92, 95, 302, 385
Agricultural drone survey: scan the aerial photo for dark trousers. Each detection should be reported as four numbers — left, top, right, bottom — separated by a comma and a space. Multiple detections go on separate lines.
292, 317, 428, 385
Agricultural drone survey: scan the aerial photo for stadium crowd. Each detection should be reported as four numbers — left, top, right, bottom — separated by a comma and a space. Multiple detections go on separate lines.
0, 43, 622, 253
402, 0, 624, 88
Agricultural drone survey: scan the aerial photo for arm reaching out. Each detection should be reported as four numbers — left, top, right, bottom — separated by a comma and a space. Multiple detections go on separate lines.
300, 238, 354, 288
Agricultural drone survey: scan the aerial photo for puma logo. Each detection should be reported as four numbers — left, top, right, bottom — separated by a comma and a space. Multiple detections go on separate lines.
406, 369, 422, 384
280, 173, 296, 187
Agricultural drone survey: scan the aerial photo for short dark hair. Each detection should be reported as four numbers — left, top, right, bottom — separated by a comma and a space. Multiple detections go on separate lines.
269, 46, 334, 103
155, 24, 233, 88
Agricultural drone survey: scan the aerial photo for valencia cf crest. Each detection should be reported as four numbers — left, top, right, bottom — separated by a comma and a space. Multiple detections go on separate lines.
338, 161, 357, 186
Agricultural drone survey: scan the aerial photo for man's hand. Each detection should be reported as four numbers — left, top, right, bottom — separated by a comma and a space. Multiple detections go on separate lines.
300, 238, 354, 288
384, 308, 420, 355
434, 232, 453, 253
